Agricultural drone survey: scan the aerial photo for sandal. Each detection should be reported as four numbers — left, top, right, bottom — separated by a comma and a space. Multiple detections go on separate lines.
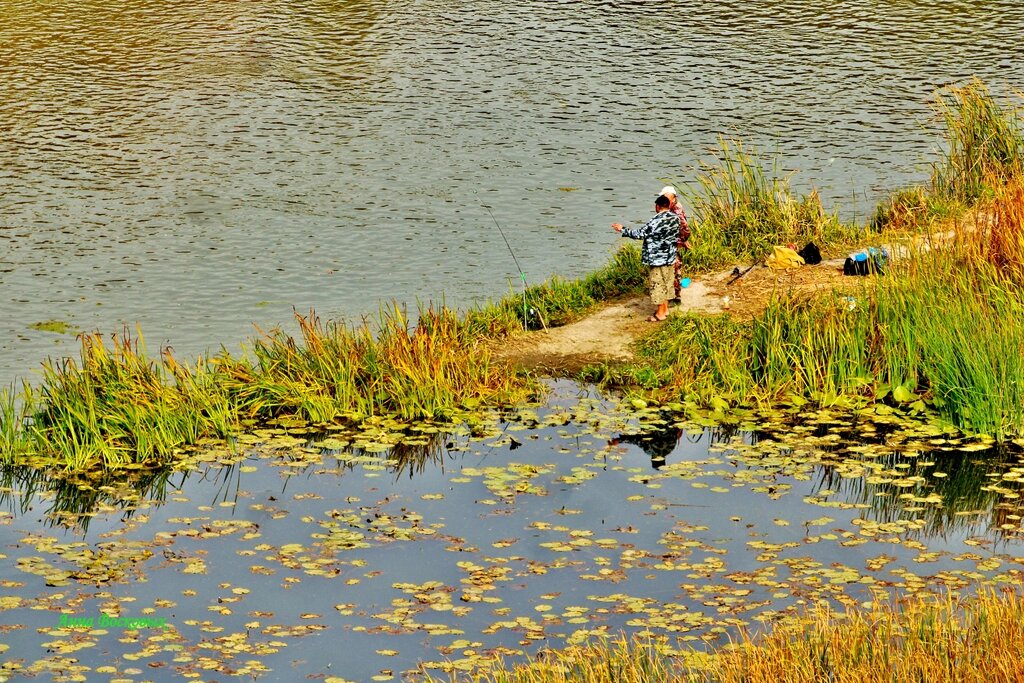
647, 315, 667, 322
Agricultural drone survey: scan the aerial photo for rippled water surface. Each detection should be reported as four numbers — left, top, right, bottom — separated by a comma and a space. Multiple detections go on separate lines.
3, 1, 1024, 382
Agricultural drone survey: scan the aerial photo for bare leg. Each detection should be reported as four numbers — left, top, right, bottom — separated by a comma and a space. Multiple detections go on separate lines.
649, 300, 668, 321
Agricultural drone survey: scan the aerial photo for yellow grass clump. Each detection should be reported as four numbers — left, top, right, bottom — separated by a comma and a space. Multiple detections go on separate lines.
447, 590, 1024, 683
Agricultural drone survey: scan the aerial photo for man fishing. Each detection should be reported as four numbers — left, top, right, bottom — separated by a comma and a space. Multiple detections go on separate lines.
613, 194, 680, 322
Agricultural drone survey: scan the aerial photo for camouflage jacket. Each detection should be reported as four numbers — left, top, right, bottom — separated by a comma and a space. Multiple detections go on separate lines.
620, 210, 680, 266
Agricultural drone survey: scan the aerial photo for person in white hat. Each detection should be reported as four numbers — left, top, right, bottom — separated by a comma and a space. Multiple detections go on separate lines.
660, 185, 691, 300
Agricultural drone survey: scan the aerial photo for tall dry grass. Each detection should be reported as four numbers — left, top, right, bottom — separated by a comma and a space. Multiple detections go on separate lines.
932, 78, 1024, 202
221, 307, 530, 423
465, 244, 647, 336
871, 79, 1021, 234
448, 590, 1024, 683
704, 590, 1024, 683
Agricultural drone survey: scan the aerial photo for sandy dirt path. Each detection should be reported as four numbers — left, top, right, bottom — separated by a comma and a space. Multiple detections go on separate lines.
492, 256, 863, 372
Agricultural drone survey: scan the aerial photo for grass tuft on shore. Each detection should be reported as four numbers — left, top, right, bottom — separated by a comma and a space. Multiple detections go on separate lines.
465, 243, 647, 335
872, 79, 1022, 232
222, 307, 531, 423
932, 78, 1024, 202
682, 137, 858, 270
24, 330, 235, 470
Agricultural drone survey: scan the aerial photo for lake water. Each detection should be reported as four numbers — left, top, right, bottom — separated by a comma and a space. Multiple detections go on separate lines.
3, 1, 1024, 385
2, 381, 1023, 680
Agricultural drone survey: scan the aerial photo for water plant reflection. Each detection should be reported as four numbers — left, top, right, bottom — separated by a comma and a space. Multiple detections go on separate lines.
0, 460, 180, 533
9, 397, 1024, 545
3, 388, 1024, 680
607, 409, 1024, 542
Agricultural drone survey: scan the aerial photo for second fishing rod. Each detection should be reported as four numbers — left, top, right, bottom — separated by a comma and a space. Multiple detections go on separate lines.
481, 202, 548, 333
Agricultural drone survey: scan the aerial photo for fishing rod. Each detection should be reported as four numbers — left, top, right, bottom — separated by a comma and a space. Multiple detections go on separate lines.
481, 202, 548, 332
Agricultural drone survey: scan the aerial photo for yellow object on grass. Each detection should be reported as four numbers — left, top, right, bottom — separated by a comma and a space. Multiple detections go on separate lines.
766, 245, 805, 270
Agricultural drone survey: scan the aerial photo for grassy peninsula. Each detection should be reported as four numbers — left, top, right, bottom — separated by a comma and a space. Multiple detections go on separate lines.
1, 79, 1022, 469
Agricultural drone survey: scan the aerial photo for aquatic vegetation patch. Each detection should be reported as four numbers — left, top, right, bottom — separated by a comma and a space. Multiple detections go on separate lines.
3, 389, 1024, 680
1, 242, 654, 471
28, 319, 78, 335
0, 307, 539, 472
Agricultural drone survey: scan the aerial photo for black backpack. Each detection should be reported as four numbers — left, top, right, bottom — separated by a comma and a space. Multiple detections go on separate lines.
798, 242, 822, 265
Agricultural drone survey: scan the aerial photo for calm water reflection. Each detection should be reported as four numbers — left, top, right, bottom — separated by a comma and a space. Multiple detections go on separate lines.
1, 383, 1023, 679
2, 0, 1024, 384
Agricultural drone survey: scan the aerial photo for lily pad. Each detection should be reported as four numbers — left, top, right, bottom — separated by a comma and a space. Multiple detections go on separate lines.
29, 319, 78, 335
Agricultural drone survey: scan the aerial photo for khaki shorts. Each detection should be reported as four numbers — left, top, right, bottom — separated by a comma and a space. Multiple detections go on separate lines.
648, 265, 674, 305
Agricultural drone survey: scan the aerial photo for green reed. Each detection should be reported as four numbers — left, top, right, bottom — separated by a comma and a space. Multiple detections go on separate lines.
21, 330, 230, 469
0, 304, 537, 471
0, 386, 32, 461
932, 78, 1024, 202
465, 243, 646, 336
682, 137, 857, 269
748, 291, 875, 400
223, 307, 534, 423
880, 244, 1024, 436
626, 314, 752, 401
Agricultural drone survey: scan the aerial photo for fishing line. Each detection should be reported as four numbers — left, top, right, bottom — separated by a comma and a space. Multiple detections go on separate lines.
483, 203, 525, 285
480, 201, 548, 332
